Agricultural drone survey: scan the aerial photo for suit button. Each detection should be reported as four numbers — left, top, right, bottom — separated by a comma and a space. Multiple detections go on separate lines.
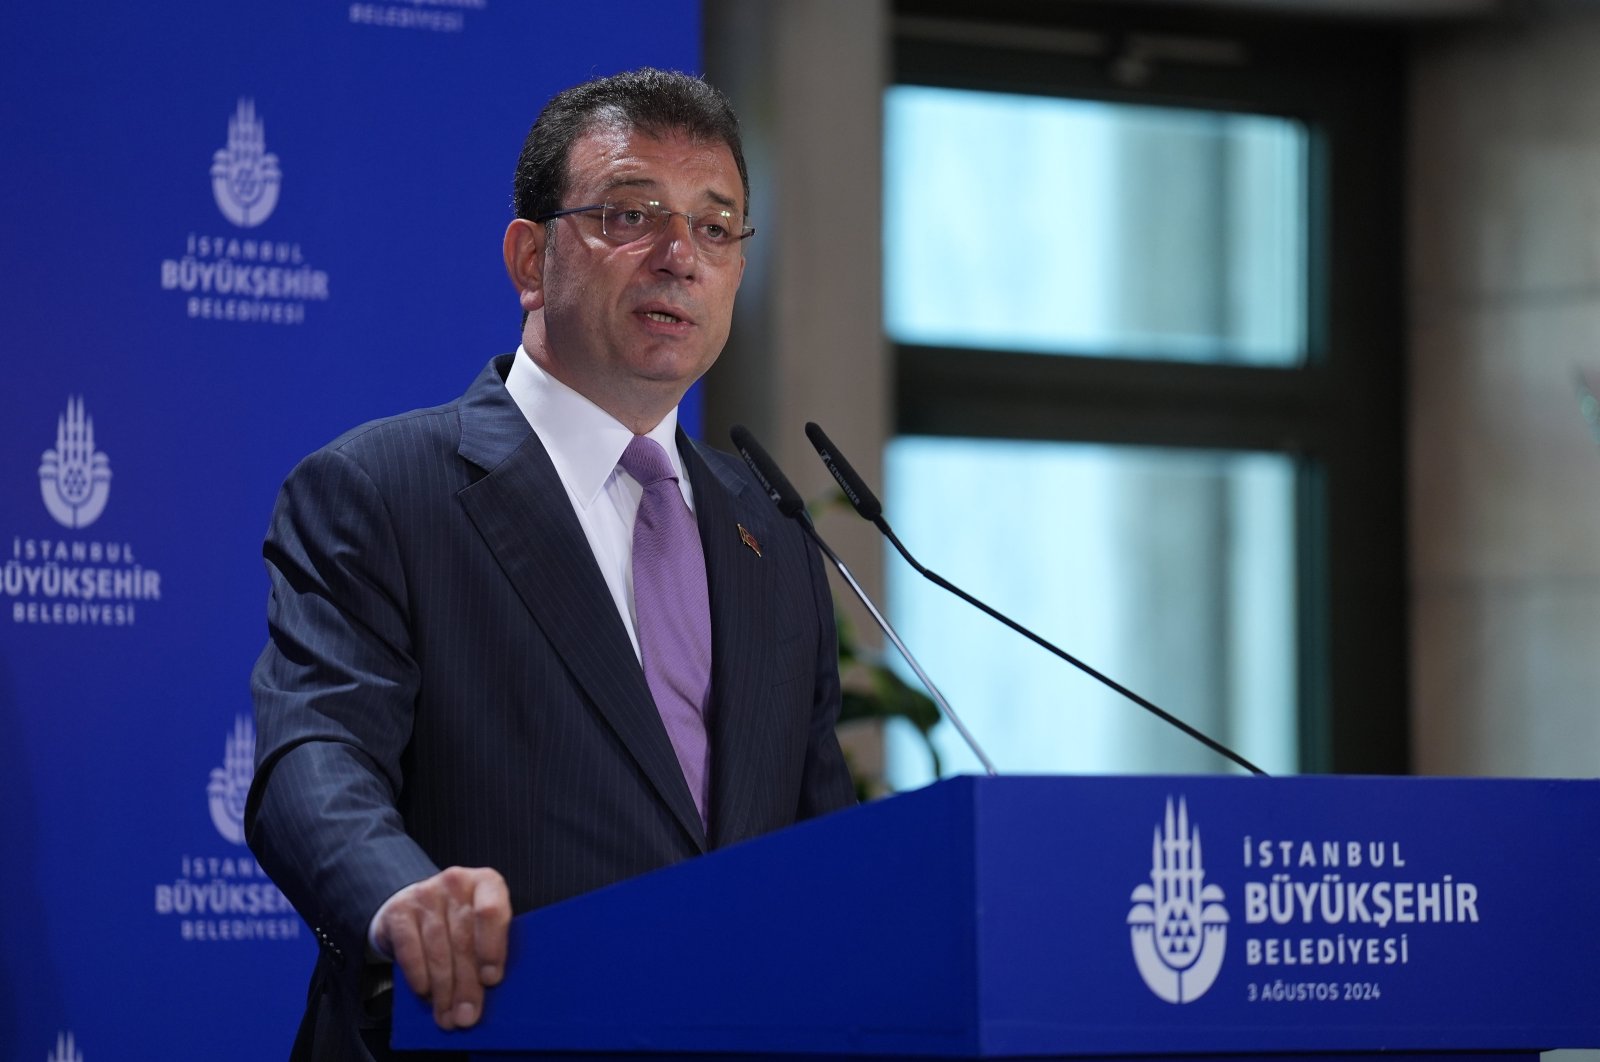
313, 926, 346, 969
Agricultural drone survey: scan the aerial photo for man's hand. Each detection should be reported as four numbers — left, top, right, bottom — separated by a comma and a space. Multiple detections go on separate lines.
373, 866, 511, 1030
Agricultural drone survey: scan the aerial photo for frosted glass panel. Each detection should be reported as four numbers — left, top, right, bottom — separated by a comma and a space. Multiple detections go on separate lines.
883, 437, 1297, 785
885, 86, 1308, 364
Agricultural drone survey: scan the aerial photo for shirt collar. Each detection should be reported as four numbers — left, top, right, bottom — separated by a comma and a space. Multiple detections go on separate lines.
503, 346, 685, 510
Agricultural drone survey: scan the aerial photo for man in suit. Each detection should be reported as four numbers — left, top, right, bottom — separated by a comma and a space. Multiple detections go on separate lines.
247, 68, 856, 1061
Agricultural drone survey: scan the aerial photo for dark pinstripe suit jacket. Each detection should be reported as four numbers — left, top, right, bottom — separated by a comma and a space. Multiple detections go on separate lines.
246, 354, 855, 1061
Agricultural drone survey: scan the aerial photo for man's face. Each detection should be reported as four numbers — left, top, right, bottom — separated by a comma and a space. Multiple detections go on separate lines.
532, 123, 746, 426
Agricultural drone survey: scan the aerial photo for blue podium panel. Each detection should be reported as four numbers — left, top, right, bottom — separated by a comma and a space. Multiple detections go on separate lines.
393, 775, 1600, 1059
970, 776, 1597, 1055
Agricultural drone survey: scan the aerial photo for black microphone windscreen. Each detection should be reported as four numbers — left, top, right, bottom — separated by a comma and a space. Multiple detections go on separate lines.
804, 422, 883, 521
729, 425, 808, 519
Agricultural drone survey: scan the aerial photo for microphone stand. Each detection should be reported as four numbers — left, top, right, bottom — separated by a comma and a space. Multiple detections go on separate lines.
730, 425, 999, 777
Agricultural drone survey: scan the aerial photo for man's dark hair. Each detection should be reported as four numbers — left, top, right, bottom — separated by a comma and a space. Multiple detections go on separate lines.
513, 68, 750, 224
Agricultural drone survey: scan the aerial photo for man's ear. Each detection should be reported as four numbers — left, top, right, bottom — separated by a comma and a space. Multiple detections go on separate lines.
503, 218, 546, 314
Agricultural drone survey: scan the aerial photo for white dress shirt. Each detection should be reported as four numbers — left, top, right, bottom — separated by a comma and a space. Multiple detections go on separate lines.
501, 346, 695, 664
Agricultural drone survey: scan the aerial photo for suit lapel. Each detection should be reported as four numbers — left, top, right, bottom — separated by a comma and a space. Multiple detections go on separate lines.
453, 358, 706, 851
681, 434, 783, 848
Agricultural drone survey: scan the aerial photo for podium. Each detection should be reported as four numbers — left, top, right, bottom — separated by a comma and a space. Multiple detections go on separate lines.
393, 775, 1600, 1059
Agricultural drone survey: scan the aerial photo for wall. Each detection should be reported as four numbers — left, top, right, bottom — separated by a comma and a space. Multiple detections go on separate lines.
1409, 10, 1600, 779
704, 0, 893, 782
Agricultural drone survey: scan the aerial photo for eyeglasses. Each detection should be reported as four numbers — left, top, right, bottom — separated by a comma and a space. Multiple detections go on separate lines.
532, 197, 755, 259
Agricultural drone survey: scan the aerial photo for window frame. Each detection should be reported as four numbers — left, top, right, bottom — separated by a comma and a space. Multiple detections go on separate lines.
890, 0, 1409, 774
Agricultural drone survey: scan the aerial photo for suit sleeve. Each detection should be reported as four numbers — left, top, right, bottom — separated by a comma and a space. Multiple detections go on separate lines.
797, 528, 859, 818
246, 443, 441, 969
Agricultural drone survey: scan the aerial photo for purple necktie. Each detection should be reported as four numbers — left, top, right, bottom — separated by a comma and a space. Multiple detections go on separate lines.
619, 435, 712, 826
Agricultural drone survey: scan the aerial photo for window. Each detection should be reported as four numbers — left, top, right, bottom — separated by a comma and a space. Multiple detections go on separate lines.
885, 438, 1298, 782
887, 86, 1308, 366
883, 3, 1406, 781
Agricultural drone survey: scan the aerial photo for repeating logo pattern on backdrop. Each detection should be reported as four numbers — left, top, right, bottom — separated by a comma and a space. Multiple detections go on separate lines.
157, 97, 330, 325
1128, 798, 1229, 1003
208, 715, 254, 845
152, 716, 300, 943
348, 0, 487, 33
8, 397, 162, 626
211, 99, 281, 228
38, 396, 110, 530
47, 1031, 84, 1062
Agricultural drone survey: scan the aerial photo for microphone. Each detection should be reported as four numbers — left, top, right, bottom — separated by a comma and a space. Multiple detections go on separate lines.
802, 421, 1267, 777
728, 425, 997, 776
729, 424, 809, 520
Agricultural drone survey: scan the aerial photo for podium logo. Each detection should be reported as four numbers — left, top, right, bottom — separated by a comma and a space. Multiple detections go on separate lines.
211, 99, 281, 228
207, 715, 254, 845
47, 1031, 84, 1062
39, 397, 112, 529
1128, 798, 1229, 1003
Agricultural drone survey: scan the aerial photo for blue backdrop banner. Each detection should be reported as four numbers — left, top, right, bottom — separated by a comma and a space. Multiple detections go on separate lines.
0, 3, 699, 1057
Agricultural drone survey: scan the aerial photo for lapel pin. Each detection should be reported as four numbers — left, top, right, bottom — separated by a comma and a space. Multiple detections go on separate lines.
737, 523, 762, 557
